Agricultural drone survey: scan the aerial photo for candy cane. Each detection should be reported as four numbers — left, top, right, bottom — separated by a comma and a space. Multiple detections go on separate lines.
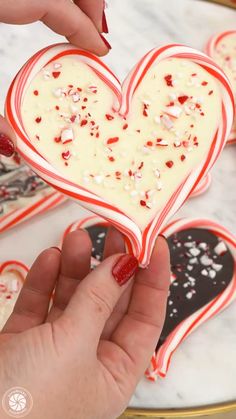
145, 218, 236, 380
6, 43, 234, 267
189, 173, 212, 198
0, 260, 29, 330
0, 190, 66, 234
205, 30, 236, 146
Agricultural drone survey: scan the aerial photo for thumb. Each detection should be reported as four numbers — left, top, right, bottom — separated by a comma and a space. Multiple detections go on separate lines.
0, 115, 15, 157
57, 253, 138, 347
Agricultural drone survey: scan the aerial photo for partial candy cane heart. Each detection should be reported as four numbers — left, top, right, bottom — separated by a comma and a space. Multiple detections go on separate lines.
6, 44, 234, 266
0, 261, 28, 330
146, 218, 236, 380
0, 156, 67, 234
206, 30, 236, 145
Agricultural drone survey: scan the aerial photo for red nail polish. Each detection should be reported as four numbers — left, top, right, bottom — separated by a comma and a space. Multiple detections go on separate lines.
0, 134, 14, 157
102, 11, 109, 33
112, 254, 138, 286
100, 34, 112, 50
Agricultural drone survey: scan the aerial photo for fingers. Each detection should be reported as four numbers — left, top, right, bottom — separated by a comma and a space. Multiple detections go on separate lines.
47, 230, 92, 322
98, 237, 170, 389
41, 0, 110, 56
102, 227, 132, 339
103, 227, 125, 259
0, 116, 15, 157
58, 252, 138, 347
75, 0, 105, 33
3, 249, 61, 333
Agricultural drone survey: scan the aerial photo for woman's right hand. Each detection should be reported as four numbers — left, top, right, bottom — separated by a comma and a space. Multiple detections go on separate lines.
0, 0, 110, 157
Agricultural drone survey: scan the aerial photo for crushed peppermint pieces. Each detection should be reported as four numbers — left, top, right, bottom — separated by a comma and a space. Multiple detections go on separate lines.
30, 59, 216, 211
164, 74, 174, 87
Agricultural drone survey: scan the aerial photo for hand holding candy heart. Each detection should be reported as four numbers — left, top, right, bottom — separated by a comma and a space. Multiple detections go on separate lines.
0, 230, 170, 419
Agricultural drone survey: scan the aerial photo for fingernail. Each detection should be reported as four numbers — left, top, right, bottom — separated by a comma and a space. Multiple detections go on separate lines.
100, 34, 112, 50
102, 11, 109, 33
0, 134, 15, 157
50, 247, 61, 252
159, 234, 167, 240
112, 254, 138, 286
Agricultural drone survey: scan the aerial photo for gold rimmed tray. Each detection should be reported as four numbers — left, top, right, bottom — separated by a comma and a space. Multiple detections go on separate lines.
121, 401, 236, 418
207, 0, 236, 8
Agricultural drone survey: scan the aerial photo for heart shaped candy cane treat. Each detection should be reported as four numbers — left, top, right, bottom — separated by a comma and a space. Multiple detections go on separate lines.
6, 44, 234, 266
206, 30, 236, 145
0, 261, 28, 330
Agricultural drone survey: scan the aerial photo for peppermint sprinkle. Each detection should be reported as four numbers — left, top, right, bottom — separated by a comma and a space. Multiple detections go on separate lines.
72, 92, 80, 103
165, 106, 182, 118
174, 140, 181, 147
61, 128, 74, 144
178, 95, 189, 104
105, 114, 114, 121
200, 254, 213, 266
156, 180, 163, 191
94, 175, 104, 184
156, 138, 169, 146
53, 88, 62, 98
161, 114, 174, 130
62, 150, 71, 160
52, 71, 61, 79
214, 241, 227, 255
164, 74, 174, 87
87, 85, 97, 94
166, 160, 174, 168
107, 137, 119, 145
53, 63, 61, 69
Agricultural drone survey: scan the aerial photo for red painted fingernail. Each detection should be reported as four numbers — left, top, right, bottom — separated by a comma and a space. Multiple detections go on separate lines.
0, 134, 14, 157
50, 247, 61, 252
100, 34, 112, 50
112, 254, 138, 286
102, 11, 109, 33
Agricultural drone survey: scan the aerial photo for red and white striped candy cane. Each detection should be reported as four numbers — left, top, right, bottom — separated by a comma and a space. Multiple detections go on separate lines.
189, 173, 212, 198
5, 44, 235, 267
0, 190, 66, 234
145, 218, 236, 380
205, 30, 236, 146
0, 260, 29, 330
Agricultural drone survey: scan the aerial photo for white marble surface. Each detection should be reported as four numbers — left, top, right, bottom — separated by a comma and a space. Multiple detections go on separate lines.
0, 0, 236, 410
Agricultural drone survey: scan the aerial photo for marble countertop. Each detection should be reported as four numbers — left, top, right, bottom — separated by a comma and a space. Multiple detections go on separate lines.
0, 0, 236, 411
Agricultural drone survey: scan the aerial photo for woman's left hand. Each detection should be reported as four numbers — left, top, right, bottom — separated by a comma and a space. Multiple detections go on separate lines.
0, 228, 170, 419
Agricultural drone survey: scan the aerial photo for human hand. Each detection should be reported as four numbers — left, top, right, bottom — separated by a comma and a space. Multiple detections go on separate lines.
0, 228, 170, 419
0, 0, 110, 158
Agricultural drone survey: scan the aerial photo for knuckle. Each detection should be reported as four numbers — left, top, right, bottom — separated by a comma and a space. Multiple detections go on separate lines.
87, 286, 113, 317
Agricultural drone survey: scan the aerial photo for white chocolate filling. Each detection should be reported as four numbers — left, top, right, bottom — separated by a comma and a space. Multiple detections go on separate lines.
21, 57, 221, 230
